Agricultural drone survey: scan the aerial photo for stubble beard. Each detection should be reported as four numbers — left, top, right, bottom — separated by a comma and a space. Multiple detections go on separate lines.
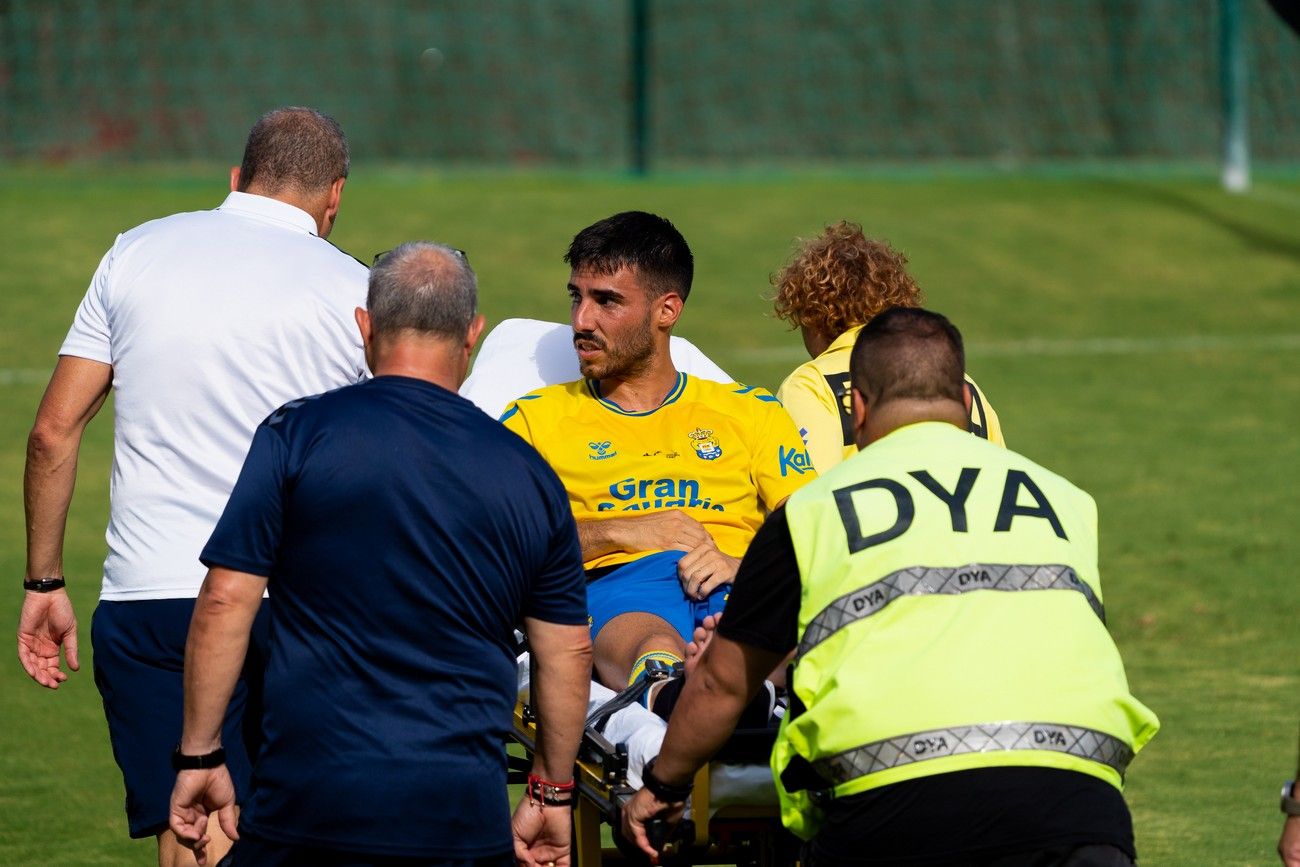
577, 313, 656, 381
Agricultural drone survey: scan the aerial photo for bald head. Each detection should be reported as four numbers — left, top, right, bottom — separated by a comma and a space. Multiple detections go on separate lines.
850, 307, 966, 409
237, 106, 349, 196
368, 242, 477, 342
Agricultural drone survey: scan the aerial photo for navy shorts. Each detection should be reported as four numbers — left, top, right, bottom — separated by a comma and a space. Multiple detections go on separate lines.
229, 834, 513, 867
586, 550, 729, 644
92, 598, 269, 838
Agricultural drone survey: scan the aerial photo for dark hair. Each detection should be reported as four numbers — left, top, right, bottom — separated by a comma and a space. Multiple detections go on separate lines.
850, 307, 965, 405
368, 242, 477, 341
564, 211, 694, 301
237, 106, 349, 195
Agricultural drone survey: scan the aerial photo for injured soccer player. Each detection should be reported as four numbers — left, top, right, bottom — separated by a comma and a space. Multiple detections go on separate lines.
499, 211, 815, 705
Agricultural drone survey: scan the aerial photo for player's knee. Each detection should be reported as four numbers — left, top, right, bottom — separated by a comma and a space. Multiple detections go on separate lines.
634, 632, 685, 662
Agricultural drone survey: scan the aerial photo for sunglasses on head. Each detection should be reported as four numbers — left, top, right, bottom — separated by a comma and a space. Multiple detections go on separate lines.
372, 247, 468, 266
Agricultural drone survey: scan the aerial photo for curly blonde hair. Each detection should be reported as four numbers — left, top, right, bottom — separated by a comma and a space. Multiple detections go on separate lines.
772, 222, 923, 340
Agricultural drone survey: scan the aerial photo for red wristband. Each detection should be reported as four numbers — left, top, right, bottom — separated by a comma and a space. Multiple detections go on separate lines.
526, 774, 575, 807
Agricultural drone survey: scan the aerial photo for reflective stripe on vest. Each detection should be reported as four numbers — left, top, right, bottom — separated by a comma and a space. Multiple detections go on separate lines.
813, 721, 1134, 787
797, 563, 1104, 659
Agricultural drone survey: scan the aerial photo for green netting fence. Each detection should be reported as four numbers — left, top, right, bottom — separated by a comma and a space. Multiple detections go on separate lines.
0, 0, 1296, 169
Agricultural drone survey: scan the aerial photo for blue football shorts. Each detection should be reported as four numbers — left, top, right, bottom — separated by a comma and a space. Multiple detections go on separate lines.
92, 598, 269, 838
586, 550, 729, 644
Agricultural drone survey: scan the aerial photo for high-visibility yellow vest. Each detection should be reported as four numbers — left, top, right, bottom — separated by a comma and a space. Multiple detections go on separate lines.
772, 421, 1159, 840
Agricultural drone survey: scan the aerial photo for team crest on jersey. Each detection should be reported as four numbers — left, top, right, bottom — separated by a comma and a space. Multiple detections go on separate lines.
588, 440, 617, 461
687, 428, 722, 461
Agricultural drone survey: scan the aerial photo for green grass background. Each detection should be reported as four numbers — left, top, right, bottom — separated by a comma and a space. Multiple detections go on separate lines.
1, 166, 1298, 864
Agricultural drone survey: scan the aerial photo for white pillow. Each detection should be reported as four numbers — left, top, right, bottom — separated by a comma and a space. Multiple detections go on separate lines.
461, 318, 732, 418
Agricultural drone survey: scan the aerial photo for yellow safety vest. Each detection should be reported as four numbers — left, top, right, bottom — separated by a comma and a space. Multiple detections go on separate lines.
772, 421, 1158, 839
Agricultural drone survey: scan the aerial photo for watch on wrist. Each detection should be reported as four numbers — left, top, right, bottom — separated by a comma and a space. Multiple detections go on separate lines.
642, 757, 693, 803
23, 577, 66, 593
1281, 781, 1300, 816
171, 744, 227, 772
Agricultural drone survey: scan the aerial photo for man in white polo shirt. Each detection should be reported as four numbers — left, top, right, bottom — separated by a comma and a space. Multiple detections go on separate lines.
17, 106, 368, 867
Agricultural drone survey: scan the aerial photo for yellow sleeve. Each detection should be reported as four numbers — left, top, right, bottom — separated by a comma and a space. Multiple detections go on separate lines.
777, 364, 846, 473
747, 389, 818, 508
498, 396, 536, 445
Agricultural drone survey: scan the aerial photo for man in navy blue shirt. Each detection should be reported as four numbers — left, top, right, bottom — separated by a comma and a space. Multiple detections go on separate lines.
168, 242, 593, 866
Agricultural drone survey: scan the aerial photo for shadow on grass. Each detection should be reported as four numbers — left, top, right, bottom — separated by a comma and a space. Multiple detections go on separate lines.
1094, 178, 1300, 265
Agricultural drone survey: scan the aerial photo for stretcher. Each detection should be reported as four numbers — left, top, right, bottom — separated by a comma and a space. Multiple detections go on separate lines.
510, 653, 800, 866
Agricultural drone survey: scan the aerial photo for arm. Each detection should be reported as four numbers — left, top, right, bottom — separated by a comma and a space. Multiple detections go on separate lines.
579, 511, 739, 601
501, 400, 713, 564
169, 567, 267, 864
576, 510, 712, 563
657, 635, 784, 779
1282, 816, 1300, 867
512, 617, 593, 867
620, 506, 800, 856
1281, 742, 1300, 867
675, 538, 739, 601
170, 420, 286, 864
521, 617, 592, 780
17, 356, 113, 688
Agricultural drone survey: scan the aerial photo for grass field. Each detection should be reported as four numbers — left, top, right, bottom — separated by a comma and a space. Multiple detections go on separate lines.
2, 165, 1298, 865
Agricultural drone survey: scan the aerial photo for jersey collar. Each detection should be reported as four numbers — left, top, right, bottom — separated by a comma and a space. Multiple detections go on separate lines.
217, 191, 319, 236
823, 325, 864, 357
585, 371, 688, 416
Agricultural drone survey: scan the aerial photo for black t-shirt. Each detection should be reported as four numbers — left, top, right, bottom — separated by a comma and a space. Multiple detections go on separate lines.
715, 505, 801, 653
717, 506, 1135, 862
202, 377, 587, 858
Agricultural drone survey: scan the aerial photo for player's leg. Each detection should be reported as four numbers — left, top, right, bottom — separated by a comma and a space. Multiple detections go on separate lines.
593, 610, 686, 688
587, 551, 697, 689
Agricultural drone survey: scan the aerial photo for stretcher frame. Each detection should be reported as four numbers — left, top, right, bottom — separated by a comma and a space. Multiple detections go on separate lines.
509, 694, 800, 866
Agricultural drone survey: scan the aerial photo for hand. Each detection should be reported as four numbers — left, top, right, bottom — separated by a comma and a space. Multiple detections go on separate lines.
169, 766, 239, 867
627, 510, 712, 554
677, 539, 739, 601
511, 800, 571, 867
620, 787, 685, 862
17, 588, 79, 688
1280, 814, 1300, 866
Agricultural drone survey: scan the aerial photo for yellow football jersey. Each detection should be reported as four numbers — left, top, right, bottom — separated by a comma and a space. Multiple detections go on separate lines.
501, 373, 816, 571
776, 324, 1005, 473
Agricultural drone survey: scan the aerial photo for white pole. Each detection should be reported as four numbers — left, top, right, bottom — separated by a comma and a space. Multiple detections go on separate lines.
1221, 0, 1250, 193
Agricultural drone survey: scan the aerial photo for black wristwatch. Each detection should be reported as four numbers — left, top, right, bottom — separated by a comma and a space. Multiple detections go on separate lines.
643, 757, 693, 803
23, 577, 66, 593
1282, 781, 1300, 816
171, 744, 227, 772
